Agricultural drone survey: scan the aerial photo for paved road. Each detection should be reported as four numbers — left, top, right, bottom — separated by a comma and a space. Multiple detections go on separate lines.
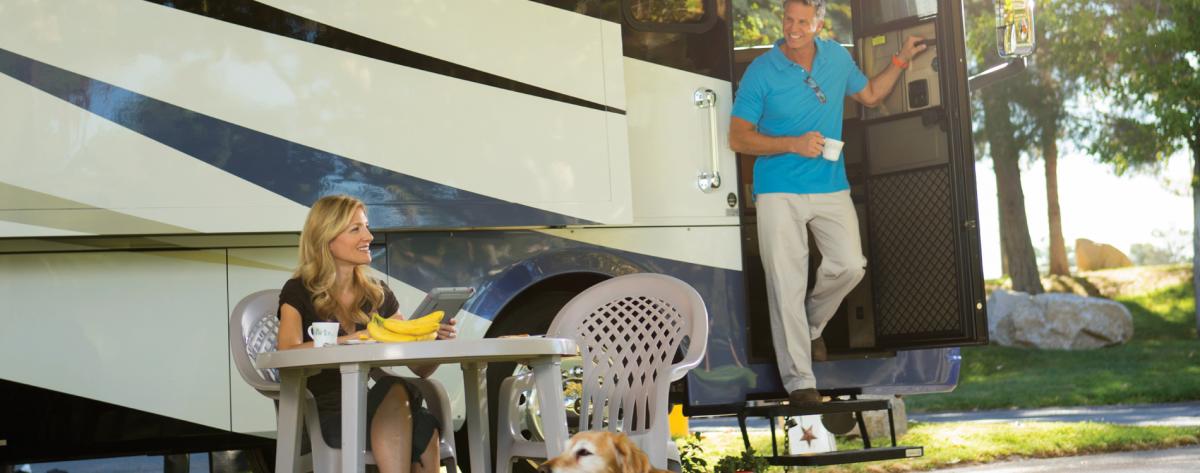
688, 401, 1200, 431
909, 401, 1200, 427
929, 445, 1200, 472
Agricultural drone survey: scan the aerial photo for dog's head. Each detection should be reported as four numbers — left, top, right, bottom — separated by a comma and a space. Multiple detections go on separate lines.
538, 431, 662, 473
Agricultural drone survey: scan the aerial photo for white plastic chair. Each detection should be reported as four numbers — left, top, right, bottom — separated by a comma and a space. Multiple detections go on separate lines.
495, 273, 709, 473
230, 289, 457, 473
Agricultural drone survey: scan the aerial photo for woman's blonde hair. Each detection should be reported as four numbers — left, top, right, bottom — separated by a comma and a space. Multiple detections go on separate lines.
296, 194, 384, 327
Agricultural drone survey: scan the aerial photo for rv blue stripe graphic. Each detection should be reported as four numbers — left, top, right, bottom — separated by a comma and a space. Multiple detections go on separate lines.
0, 47, 594, 229
148, 0, 626, 115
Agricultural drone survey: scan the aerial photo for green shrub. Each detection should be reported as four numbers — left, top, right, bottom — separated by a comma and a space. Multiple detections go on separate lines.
678, 432, 709, 473
714, 449, 771, 473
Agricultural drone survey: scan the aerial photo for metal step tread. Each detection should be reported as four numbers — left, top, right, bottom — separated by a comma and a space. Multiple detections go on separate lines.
765, 445, 923, 466
740, 398, 891, 417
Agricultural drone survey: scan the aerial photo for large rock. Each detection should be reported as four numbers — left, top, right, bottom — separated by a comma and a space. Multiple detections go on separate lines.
1076, 238, 1133, 271
987, 289, 1134, 349
986, 289, 1038, 341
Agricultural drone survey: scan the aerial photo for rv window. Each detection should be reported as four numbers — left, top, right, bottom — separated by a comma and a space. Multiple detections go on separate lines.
860, 0, 937, 29
627, 0, 707, 24
732, 0, 853, 48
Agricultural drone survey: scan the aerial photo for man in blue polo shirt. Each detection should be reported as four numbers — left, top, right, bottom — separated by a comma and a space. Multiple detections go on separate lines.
730, 0, 927, 407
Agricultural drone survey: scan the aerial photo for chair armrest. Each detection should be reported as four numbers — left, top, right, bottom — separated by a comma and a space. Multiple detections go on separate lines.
496, 372, 536, 438
669, 340, 707, 382
670, 303, 710, 381
669, 359, 701, 382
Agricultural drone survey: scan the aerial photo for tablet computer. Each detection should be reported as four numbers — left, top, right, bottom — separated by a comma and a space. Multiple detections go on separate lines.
410, 287, 475, 323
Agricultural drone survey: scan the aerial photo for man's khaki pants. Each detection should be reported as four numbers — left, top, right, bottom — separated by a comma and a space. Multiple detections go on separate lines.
757, 191, 866, 392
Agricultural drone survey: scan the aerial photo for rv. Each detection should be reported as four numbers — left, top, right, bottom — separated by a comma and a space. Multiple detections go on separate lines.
0, 0, 1031, 470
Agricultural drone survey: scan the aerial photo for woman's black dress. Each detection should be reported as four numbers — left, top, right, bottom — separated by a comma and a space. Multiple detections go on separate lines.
278, 277, 439, 459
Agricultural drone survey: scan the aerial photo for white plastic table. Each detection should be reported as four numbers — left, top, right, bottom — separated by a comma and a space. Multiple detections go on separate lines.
256, 337, 577, 473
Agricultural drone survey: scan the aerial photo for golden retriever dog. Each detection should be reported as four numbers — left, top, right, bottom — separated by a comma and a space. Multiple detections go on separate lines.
539, 431, 671, 473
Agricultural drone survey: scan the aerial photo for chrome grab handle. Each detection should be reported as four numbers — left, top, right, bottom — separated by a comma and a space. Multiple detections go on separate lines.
694, 88, 721, 192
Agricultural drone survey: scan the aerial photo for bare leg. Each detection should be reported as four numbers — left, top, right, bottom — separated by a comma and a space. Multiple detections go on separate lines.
370, 385, 414, 473
413, 432, 441, 473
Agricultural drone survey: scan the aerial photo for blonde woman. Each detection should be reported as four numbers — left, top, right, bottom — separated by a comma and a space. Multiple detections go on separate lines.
277, 194, 455, 473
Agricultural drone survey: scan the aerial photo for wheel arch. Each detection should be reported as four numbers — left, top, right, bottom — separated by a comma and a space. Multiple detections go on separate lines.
477, 247, 649, 337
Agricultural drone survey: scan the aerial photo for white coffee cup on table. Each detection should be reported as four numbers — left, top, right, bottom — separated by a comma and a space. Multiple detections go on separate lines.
822, 137, 844, 162
308, 322, 340, 347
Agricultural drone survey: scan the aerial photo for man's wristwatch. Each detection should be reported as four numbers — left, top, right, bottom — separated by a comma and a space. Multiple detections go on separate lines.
892, 54, 910, 69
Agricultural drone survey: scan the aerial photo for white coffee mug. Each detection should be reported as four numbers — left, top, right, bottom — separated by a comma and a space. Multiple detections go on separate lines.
308, 322, 340, 347
822, 137, 845, 162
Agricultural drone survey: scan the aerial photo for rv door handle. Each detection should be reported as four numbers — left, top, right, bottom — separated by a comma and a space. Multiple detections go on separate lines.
694, 88, 722, 192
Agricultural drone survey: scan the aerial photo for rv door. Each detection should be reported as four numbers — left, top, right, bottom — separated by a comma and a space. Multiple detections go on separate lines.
851, 0, 988, 349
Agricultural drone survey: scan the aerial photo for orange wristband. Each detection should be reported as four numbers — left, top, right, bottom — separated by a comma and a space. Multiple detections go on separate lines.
892, 54, 910, 69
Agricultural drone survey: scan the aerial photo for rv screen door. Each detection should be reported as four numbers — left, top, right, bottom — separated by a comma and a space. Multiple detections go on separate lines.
852, 0, 988, 349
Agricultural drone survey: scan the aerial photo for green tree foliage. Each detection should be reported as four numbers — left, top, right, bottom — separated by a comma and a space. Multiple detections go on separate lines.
1051, 0, 1199, 332
1054, 0, 1198, 175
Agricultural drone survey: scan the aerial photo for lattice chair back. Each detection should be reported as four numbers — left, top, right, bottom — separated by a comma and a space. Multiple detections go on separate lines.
230, 289, 284, 395
546, 273, 708, 464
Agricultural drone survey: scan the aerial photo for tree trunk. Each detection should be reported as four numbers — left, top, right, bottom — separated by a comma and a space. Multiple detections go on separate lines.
999, 197, 1010, 278
983, 89, 1044, 294
1044, 124, 1070, 276
1193, 136, 1199, 337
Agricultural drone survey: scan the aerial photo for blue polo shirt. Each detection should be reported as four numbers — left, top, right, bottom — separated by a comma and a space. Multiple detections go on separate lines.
732, 38, 868, 195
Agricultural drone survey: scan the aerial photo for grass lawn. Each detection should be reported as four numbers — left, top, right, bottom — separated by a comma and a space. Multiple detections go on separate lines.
906, 282, 1200, 413
685, 423, 1200, 472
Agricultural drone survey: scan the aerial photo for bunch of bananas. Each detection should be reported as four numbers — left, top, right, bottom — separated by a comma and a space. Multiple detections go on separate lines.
366, 311, 443, 342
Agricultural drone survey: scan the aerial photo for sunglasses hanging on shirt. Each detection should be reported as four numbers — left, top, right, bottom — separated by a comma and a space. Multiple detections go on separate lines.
804, 75, 827, 104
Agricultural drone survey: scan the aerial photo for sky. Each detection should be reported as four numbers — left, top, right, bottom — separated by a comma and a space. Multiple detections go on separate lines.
974, 148, 1193, 279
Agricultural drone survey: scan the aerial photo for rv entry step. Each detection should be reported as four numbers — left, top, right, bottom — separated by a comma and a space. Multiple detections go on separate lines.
734, 395, 924, 467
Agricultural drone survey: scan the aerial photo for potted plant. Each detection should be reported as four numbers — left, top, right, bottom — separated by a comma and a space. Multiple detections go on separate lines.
714, 449, 770, 473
